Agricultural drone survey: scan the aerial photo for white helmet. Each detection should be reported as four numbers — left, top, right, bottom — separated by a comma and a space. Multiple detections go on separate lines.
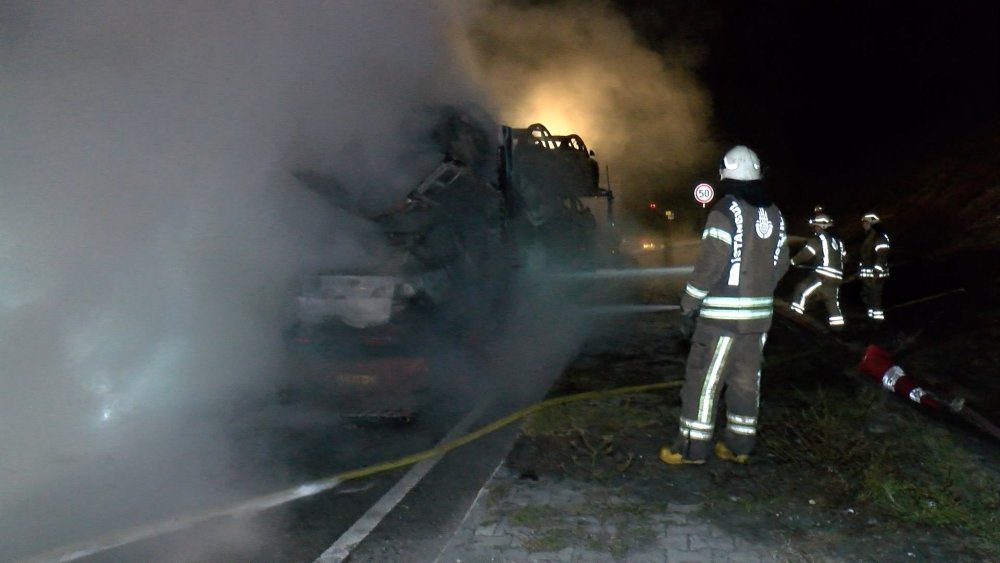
862, 212, 881, 224
809, 213, 834, 229
719, 145, 762, 181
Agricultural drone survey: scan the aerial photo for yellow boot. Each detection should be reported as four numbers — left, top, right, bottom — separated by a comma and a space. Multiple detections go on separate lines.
659, 446, 706, 465
714, 442, 749, 464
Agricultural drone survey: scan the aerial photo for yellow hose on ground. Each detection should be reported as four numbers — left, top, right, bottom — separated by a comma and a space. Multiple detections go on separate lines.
336, 380, 685, 481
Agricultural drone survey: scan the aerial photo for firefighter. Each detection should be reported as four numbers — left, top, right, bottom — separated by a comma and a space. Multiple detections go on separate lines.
858, 212, 890, 323
789, 212, 845, 329
660, 145, 790, 465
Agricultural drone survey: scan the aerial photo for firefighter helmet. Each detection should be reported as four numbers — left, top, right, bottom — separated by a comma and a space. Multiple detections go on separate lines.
719, 145, 762, 181
809, 213, 834, 229
862, 212, 881, 224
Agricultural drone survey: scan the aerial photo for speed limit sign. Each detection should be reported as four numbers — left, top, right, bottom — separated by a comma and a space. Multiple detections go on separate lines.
694, 183, 714, 206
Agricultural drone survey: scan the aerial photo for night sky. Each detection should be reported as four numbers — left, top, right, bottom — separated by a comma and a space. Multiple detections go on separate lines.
617, 0, 998, 199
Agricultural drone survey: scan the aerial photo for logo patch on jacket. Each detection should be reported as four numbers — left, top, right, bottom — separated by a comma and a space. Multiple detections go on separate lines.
755, 209, 773, 239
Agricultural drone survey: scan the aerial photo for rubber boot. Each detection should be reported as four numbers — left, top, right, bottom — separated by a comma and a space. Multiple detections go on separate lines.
659, 446, 706, 465
714, 442, 749, 464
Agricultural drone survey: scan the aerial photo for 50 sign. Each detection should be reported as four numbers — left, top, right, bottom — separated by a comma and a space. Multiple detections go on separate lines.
693, 183, 714, 207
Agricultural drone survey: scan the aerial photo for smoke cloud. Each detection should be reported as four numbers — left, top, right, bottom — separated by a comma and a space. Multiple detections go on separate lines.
0, 0, 715, 557
461, 1, 717, 209
0, 0, 487, 556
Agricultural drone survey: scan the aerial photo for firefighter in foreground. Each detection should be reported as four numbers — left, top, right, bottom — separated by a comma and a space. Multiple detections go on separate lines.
660, 145, 790, 465
789, 210, 845, 329
858, 212, 890, 324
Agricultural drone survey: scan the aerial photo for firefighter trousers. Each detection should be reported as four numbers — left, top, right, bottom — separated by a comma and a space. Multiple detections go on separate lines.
860, 278, 886, 322
790, 274, 844, 327
672, 323, 767, 460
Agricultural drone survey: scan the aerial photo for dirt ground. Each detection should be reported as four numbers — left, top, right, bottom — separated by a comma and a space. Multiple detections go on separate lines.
503, 250, 1000, 562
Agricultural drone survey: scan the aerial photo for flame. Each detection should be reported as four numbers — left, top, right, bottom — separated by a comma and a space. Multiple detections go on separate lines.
504, 81, 599, 150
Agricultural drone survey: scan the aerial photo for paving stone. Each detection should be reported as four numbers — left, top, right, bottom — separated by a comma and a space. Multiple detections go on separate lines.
572, 552, 610, 562
627, 548, 670, 563
669, 524, 712, 536
433, 461, 791, 563
525, 550, 565, 562
475, 522, 499, 536
653, 512, 690, 525
716, 552, 765, 562
501, 547, 530, 561
690, 534, 735, 551
477, 535, 514, 548
667, 547, 713, 562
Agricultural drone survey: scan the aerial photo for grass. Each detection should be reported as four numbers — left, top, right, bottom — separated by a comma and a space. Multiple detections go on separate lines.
859, 427, 1000, 553
521, 388, 670, 439
759, 382, 1000, 557
506, 504, 561, 527
761, 385, 884, 497
520, 391, 673, 481
520, 528, 573, 553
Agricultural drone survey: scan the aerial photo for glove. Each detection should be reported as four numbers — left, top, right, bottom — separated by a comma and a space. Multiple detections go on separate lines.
679, 310, 698, 341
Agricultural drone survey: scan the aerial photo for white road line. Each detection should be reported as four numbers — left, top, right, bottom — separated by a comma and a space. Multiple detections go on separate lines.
314, 400, 492, 563
431, 457, 508, 563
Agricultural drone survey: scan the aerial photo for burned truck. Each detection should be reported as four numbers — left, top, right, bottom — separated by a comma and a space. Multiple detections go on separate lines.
500, 123, 616, 271
284, 112, 616, 420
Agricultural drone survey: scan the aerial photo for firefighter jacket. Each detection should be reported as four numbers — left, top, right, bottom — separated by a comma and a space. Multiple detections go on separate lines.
791, 231, 845, 281
859, 228, 891, 279
681, 193, 790, 334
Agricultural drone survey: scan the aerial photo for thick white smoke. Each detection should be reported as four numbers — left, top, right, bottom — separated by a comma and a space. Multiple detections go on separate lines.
460, 1, 717, 209
0, 0, 487, 553
0, 0, 717, 556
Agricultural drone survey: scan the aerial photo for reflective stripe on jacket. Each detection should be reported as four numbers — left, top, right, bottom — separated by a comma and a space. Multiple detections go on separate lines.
681, 195, 790, 334
791, 231, 845, 281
